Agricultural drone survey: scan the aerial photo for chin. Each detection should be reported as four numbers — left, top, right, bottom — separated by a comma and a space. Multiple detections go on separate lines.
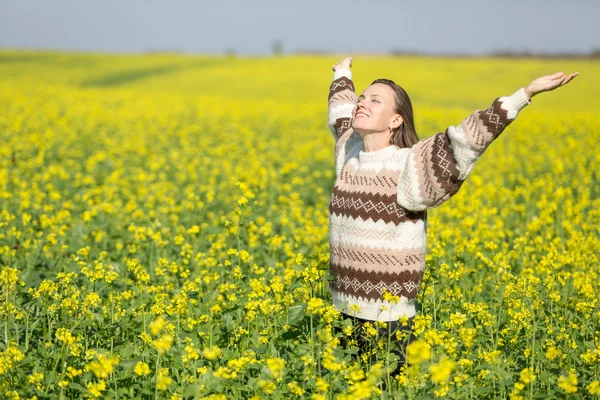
351, 120, 365, 132
351, 121, 369, 136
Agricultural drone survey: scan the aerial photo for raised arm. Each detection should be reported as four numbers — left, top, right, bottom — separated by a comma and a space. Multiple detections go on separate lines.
328, 57, 358, 149
397, 71, 579, 211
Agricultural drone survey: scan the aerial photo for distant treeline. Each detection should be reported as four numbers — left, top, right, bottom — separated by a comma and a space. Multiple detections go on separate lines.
140, 48, 600, 58
302, 49, 600, 59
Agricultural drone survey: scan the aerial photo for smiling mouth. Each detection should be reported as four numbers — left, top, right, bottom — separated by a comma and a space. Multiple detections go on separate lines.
355, 112, 368, 118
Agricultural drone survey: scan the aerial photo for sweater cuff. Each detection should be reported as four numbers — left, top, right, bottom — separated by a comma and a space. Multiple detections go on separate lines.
501, 87, 531, 118
334, 67, 352, 80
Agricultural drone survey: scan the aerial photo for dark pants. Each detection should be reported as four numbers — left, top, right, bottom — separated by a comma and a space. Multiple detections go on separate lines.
333, 313, 417, 376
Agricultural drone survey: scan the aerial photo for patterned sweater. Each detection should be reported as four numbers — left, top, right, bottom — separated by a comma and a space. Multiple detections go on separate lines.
327, 67, 531, 322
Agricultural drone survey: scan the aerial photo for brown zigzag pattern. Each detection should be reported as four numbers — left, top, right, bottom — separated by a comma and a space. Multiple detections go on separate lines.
329, 188, 425, 225
328, 77, 355, 100
430, 133, 463, 196
480, 99, 510, 139
333, 118, 352, 139
330, 264, 423, 300
412, 136, 438, 203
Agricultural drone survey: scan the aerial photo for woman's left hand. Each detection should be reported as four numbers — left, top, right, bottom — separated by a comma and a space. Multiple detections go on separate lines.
525, 71, 579, 100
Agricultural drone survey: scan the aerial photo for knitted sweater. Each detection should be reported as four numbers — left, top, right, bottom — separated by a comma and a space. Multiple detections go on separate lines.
327, 67, 531, 322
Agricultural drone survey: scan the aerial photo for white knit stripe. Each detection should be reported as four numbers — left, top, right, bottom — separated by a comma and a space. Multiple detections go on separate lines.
499, 88, 530, 119
355, 149, 408, 173
331, 289, 417, 321
328, 103, 355, 128
330, 213, 426, 251
447, 125, 479, 180
333, 67, 352, 81
396, 150, 428, 211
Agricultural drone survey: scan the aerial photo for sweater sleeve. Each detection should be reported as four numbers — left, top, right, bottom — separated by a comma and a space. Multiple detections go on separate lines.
397, 88, 531, 211
328, 67, 358, 160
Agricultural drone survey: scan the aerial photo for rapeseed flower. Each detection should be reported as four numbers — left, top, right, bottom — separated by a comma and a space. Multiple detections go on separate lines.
134, 361, 150, 376
429, 356, 455, 384
265, 357, 286, 380
406, 339, 431, 364
156, 368, 172, 390
202, 346, 222, 361
557, 371, 578, 393
85, 353, 119, 379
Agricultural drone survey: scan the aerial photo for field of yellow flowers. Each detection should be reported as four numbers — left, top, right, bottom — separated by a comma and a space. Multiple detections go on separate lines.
0, 50, 599, 399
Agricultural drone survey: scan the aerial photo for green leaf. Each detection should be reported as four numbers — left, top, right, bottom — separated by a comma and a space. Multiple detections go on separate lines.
287, 304, 305, 325
280, 329, 302, 340
472, 387, 492, 395
69, 382, 86, 393
184, 385, 201, 397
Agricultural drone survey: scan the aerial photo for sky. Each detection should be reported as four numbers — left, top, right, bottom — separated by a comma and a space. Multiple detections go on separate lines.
1, 0, 599, 55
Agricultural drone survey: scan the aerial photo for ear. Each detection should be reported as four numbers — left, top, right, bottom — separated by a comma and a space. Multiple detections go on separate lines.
389, 114, 404, 130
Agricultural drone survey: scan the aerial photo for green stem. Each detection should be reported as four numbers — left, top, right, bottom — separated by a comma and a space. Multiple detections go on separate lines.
154, 354, 160, 400
529, 305, 535, 400
5, 287, 9, 344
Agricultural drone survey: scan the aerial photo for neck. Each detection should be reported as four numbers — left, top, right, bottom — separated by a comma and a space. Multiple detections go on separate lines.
361, 131, 391, 152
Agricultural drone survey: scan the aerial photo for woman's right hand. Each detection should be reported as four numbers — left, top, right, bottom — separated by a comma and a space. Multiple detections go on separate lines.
332, 56, 353, 72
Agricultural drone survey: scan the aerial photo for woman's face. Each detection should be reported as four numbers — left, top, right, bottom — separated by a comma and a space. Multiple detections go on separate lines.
352, 83, 403, 135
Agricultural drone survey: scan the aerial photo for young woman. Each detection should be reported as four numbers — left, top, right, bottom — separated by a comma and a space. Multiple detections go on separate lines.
327, 56, 577, 373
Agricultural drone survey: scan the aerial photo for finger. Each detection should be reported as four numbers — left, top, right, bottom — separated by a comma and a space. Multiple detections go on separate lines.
562, 73, 579, 85
549, 72, 566, 80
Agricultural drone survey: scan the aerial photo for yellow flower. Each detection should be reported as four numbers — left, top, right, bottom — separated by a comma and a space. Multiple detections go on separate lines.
382, 289, 400, 304
307, 297, 325, 315
406, 339, 431, 364
449, 312, 467, 327
152, 335, 173, 354
257, 379, 276, 394
587, 380, 600, 395
349, 367, 365, 382
85, 354, 119, 379
186, 225, 200, 234
134, 361, 150, 376
150, 316, 165, 336
361, 322, 377, 338
55, 328, 76, 345
139, 332, 152, 344
214, 366, 237, 379
203, 346, 222, 361
156, 368, 172, 390
429, 356, 455, 384
315, 377, 329, 392
545, 346, 562, 361
519, 367, 536, 384
86, 380, 106, 398
557, 372, 578, 394
265, 357, 286, 380
28, 371, 44, 384
349, 304, 361, 314
288, 381, 304, 395
66, 367, 83, 379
